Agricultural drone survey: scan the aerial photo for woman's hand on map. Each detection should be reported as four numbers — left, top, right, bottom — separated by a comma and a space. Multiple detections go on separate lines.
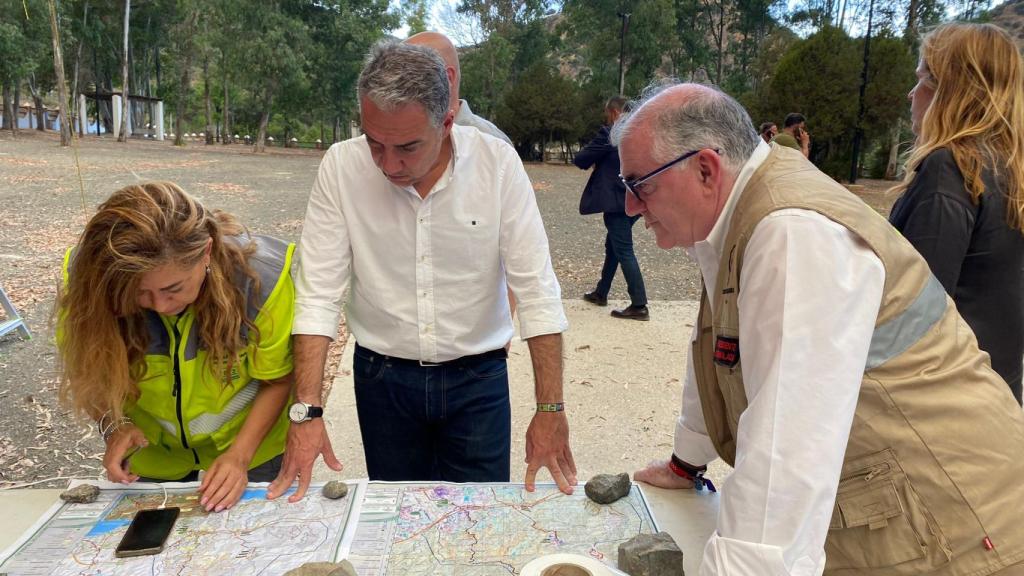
103, 425, 147, 484
633, 459, 696, 490
199, 450, 250, 512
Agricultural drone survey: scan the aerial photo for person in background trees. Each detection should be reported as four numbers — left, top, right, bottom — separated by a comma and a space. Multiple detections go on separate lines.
771, 112, 810, 157
576, 96, 649, 321
57, 182, 295, 513
622, 81, 1024, 575
758, 121, 777, 143
267, 41, 575, 503
889, 22, 1024, 405
405, 31, 512, 146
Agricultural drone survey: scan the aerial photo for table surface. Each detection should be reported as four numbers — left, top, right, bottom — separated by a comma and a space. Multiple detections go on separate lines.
0, 484, 718, 574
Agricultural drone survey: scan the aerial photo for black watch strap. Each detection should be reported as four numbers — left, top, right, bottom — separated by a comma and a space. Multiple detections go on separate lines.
307, 406, 324, 419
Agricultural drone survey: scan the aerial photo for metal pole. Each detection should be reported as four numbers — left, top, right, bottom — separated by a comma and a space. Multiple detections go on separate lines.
617, 12, 631, 95
850, 0, 874, 184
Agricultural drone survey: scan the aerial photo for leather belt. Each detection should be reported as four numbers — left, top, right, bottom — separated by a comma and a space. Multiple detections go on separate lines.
355, 344, 508, 368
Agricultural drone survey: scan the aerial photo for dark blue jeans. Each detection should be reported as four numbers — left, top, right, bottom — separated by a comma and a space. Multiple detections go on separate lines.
352, 344, 512, 483
596, 211, 647, 306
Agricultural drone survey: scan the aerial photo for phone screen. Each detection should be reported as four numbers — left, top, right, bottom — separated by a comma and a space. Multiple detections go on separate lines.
115, 507, 180, 558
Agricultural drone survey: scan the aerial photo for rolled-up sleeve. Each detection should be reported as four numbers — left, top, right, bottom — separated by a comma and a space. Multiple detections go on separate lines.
674, 324, 720, 466
498, 152, 568, 339
292, 145, 353, 339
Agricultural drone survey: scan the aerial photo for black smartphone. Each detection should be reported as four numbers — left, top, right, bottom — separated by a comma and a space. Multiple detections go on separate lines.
114, 507, 180, 558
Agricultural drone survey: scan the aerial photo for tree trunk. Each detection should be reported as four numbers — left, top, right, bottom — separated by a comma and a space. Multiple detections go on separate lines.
71, 1, 87, 136
173, 10, 197, 146
2, 82, 12, 132
47, 0, 72, 146
254, 82, 277, 153
118, 0, 130, 142
221, 63, 230, 144
885, 118, 903, 180
28, 74, 46, 131
203, 59, 213, 144
13, 80, 21, 134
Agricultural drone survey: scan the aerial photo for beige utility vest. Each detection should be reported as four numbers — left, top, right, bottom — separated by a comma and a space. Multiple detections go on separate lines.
694, 147, 1024, 575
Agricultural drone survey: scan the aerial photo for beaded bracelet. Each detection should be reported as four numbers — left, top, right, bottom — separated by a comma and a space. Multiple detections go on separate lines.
97, 412, 133, 443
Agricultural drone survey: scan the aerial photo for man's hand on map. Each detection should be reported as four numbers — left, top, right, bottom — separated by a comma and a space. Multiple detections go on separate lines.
198, 450, 249, 512
524, 411, 577, 494
103, 425, 147, 484
267, 419, 342, 503
633, 459, 696, 489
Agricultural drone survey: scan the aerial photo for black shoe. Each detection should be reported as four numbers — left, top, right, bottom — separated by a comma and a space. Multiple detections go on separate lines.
583, 291, 608, 306
611, 305, 649, 321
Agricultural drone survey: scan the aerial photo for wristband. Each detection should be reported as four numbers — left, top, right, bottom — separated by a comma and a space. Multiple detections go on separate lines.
668, 454, 716, 492
536, 402, 564, 412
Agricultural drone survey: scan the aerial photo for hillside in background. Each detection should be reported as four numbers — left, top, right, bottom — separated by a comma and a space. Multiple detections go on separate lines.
991, 0, 1024, 45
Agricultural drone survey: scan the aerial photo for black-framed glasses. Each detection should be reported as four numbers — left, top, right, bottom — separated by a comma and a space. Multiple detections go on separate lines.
620, 148, 721, 200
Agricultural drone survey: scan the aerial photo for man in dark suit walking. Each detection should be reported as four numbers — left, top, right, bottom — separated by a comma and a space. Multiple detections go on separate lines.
574, 96, 649, 320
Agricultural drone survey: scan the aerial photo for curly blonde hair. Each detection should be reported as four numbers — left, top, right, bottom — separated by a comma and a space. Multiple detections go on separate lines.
892, 22, 1024, 230
58, 182, 260, 423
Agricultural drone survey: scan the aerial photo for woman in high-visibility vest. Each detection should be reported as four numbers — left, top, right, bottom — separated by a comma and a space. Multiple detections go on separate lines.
58, 182, 295, 513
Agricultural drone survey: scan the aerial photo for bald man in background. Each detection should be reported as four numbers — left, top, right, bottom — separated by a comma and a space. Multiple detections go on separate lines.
405, 31, 513, 145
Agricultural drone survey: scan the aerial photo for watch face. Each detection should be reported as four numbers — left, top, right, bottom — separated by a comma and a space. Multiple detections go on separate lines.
288, 403, 308, 422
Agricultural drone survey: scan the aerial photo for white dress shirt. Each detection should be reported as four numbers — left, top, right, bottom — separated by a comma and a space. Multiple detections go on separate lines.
293, 124, 567, 362
673, 142, 887, 575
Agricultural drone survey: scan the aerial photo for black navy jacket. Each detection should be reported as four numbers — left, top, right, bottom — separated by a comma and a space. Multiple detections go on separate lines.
889, 148, 1024, 401
574, 126, 627, 215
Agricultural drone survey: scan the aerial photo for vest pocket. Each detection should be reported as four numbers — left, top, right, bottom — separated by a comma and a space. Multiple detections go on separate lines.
825, 448, 952, 573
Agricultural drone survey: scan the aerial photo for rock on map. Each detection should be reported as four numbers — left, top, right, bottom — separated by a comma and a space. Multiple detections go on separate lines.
0, 483, 357, 576
347, 483, 658, 575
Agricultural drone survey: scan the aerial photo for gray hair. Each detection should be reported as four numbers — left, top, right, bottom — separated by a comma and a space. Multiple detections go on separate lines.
611, 80, 760, 173
357, 40, 450, 127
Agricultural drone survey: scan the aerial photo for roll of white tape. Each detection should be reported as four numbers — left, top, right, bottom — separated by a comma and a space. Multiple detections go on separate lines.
520, 553, 617, 576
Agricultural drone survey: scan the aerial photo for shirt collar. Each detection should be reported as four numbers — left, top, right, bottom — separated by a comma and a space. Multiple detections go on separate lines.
400, 125, 462, 198
691, 140, 771, 288
455, 99, 471, 124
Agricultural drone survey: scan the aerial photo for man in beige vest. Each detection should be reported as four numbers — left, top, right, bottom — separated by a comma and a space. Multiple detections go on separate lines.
616, 82, 1024, 575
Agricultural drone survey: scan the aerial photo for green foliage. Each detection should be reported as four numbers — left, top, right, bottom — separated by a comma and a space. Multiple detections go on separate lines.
495, 61, 583, 158
0, 0, 50, 84
1, 0, 937, 168
560, 0, 678, 97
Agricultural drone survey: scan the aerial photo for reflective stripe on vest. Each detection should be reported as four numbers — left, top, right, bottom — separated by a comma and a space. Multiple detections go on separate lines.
153, 380, 260, 439
866, 274, 947, 370
187, 380, 260, 436
156, 417, 177, 436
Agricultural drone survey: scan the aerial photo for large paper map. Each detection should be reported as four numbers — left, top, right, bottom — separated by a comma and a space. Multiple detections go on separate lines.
0, 483, 358, 576
346, 483, 658, 575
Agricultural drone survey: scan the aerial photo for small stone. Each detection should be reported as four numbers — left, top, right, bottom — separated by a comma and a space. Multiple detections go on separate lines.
322, 480, 349, 500
60, 484, 100, 504
584, 472, 631, 504
618, 531, 685, 576
284, 561, 355, 576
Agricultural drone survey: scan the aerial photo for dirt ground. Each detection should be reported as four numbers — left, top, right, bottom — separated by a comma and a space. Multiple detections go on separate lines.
0, 130, 899, 487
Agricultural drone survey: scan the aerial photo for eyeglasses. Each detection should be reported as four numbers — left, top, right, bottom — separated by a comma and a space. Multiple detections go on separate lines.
620, 148, 720, 201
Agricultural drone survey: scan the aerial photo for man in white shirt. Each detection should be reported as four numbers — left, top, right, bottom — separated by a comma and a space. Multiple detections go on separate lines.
618, 83, 1024, 575
267, 41, 576, 503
